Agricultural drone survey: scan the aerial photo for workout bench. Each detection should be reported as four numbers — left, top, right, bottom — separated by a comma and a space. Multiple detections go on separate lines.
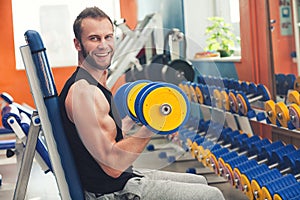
17, 30, 84, 199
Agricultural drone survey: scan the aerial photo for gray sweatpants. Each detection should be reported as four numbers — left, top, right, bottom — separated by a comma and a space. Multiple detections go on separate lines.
85, 169, 225, 200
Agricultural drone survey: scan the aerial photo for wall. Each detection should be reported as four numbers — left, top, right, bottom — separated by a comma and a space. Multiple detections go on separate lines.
269, 0, 297, 75
0, 0, 76, 108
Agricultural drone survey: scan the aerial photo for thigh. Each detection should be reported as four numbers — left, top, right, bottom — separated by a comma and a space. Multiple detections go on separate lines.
140, 178, 225, 200
141, 170, 208, 184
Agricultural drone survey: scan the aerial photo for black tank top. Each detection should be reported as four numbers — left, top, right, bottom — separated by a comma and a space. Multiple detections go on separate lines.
59, 67, 135, 194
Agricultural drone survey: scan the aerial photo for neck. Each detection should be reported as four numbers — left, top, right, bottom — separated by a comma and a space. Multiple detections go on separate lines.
79, 64, 108, 87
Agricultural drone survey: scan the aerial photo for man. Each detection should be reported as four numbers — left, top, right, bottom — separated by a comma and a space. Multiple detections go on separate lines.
59, 6, 225, 200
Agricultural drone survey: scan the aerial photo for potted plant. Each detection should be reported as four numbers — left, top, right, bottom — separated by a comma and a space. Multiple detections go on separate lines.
204, 16, 240, 57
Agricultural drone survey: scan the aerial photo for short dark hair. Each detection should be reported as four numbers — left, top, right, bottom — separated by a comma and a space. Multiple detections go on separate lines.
73, 6, 113, 42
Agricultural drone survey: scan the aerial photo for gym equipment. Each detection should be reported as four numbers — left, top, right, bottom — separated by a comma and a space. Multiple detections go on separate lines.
108, 13, 164, 88
238, 145, 299, 199
289, 103, 300, 129
114, 80, 190, 134
265, 100, 277, 125
144, 28, 195, 84
20, 30, 83, 199
273, 182, 300, 200
275, 101, 294, 128
287, 90, 300, 105
236, 84, 271, 117
1, 104, 52, 173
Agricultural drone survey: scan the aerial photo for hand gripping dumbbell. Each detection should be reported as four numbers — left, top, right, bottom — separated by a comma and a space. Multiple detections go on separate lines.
250, 150, 300, 200
114, 80, 190, 134
236, 84, 271, 117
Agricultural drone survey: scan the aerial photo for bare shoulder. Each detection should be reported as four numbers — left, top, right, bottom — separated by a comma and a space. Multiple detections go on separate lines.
65, 79, 109, 121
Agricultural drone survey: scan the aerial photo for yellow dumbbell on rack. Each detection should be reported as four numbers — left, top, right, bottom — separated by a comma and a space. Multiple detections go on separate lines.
287, 90, 300, 105
265, 100, 277, 125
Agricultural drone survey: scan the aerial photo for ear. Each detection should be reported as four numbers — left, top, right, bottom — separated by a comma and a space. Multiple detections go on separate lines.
74, 38, 82, 51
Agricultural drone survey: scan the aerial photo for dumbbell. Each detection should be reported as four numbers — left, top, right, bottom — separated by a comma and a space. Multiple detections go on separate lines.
273, 181, 300, 200
217, 135, 262, 177
197, 129, 250, 168
222, 138, 271, 184
275, 101, 296, 128
114, 80, 190, 134
251, 150, 300, 200
236, 84, 271, 117
288, 103, 300, 129
287, 90, 300, 105
183, 122, 224, 159
265, 99, 278, 125
217, 137, 269, 179
231, 140, 285, 189
261, 174, 299, 200
235, 144, 298, 196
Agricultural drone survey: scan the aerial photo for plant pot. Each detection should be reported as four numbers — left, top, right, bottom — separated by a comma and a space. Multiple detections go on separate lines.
217, 49, 233, 57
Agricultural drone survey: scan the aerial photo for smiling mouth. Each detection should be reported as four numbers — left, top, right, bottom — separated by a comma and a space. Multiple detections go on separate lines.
95, 51, 111, 57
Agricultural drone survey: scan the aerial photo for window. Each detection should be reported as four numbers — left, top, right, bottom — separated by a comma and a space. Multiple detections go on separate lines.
12, 0, 120, 69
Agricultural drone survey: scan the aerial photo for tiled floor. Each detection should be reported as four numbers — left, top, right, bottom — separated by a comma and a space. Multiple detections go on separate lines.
0, 138, 248, 200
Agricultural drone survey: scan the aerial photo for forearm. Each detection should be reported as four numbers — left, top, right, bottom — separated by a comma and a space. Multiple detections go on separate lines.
107, 126, 153, 174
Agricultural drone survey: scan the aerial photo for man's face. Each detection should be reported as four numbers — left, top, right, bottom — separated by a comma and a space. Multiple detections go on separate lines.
76, 17, 114, 70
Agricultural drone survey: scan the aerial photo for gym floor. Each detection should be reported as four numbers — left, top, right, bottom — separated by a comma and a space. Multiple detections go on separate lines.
0, 136, 248, 200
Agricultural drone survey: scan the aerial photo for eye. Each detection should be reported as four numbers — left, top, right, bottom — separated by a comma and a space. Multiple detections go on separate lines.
89, 36, 100, 41
105, 34, 114, 41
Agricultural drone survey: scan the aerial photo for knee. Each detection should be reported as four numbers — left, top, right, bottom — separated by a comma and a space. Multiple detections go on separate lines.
206, 187, 225, 200
197, 175, 208, 184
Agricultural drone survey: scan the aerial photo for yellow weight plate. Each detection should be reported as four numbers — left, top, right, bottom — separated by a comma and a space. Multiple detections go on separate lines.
294, 76, 300, 92
142, 86, 188, 132
251, 180, 262, 200
240, 174, 253, 199
184, 84, 191, 101
195, 145, 203, 162
209, 154, 220, 174
289, 103, 300, 129
224, 164, 235, 186
273, 194, 283, 200
236, 93, 249, 115
188, 139, 197, 158
221, 91, 230, 111
287, 90, 300, 105
127, 82, 149, 118
191, 141, 201, 159
275, 102, 290, 127
189, 84, 198, 103
265, 100, 276, 125
261, 186, 272, 200
213, 89, 223, 109
195, 85, 204, 104
200, 149, 211, 166
229, 92, 238, 113
178, 83, 190, 101
218, 157, 227, 177
233, 168, 242, 190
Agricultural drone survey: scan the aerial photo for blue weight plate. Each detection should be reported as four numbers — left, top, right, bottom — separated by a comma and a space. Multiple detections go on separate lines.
114, 82, 131, 119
